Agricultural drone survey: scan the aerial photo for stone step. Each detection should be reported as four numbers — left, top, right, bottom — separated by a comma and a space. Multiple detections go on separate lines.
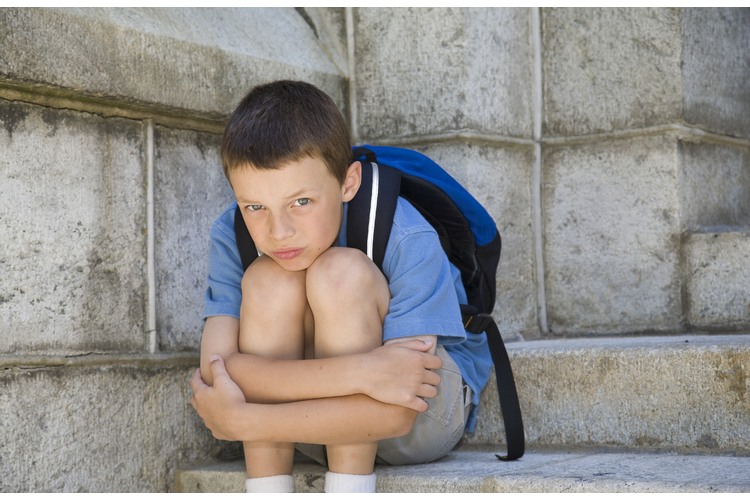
174, 447, 750, 493
468, 333, 750, 454
175, 334, 750, 492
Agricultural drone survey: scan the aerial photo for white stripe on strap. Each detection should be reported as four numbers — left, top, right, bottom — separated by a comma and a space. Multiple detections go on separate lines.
366, 162, 379, 261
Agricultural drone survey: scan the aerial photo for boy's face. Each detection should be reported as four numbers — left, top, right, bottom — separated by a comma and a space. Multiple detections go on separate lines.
230, 157, 361, 272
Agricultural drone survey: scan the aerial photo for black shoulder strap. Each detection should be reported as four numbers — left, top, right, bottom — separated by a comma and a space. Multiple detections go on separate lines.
234, 205, 258, 271
461, 305, 524, 460
348, 148, 401, 272
485, 320, 525, 460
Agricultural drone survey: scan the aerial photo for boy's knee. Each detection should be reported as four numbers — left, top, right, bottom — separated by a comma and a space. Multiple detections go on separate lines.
241, 255, 307, 310
306, 248, 389, 308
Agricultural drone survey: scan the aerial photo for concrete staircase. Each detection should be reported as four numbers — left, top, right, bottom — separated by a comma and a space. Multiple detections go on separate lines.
174, 334, 750, 492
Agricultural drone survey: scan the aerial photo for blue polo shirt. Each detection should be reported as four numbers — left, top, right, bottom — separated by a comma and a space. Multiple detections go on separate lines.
203, 197, 492, 432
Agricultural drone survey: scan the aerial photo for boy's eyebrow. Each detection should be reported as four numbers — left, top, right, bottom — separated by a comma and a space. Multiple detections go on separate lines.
236, 188, 316, 204
286, 188, 315, 199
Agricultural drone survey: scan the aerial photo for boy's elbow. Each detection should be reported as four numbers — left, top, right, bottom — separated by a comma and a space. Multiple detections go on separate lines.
390, 405, 419, 438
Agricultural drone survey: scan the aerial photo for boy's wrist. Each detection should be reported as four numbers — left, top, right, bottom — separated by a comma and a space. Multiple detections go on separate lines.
348, 352, 370, 397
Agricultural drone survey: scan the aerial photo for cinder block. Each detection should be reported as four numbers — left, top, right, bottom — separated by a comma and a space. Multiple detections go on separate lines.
679, 140, 750, 232
0, 359, 220, 492
542, 135, 681, 335
467, 334, 750, 454
354, 7, 533, 141
0, 8, 345, 116
0, 100, 147, 355
682, 8, 750, 138
685, 232, 750, 328
542, 8, 683, 136
413, 142, 537, 338
154, 126, 234, 352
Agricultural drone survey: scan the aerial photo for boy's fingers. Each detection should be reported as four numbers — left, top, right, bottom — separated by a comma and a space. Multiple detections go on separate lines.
424, 370, 441, 388
190, 368, 206, 393
208, 355, 229, 379
412, 398, 430, 413
423, 353, 443, 371
418, 383, 438, 400
395, 340, 434, 352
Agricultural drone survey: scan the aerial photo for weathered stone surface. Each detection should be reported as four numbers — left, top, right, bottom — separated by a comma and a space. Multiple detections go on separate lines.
176, 449, 750, 492
154, 126, 234, 352
0, 8, 345, 117
354, 7, 533, 141
468, 335, 750, 454
0, 358, 224, 492
175, 458, 327, 493
543, 8, 682, 136
0, 100, 147, 355
301, 8, 348, 77
484, 451, 750, 493
685, 232, 750, 328
542, 135, 681, 335
679, 141, 750, 232
413, 142, 537, 338
682, 8, 750, 138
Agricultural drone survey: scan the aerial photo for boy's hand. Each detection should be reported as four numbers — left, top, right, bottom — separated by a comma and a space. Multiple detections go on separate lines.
358, 340, 442, 413
190, 355, 247, 441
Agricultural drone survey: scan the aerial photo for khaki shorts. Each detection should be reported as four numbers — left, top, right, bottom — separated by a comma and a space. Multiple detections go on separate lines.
296, 346, 472, 466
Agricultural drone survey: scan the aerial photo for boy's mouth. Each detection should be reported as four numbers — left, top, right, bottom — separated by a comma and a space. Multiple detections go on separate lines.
272, 248, 304, 260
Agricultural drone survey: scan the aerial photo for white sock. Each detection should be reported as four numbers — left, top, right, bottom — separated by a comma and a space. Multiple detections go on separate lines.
245, 475, 295, 493
324, 471, 377, 493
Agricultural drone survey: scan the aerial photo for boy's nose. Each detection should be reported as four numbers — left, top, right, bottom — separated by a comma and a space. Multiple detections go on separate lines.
269, 213, 295, 241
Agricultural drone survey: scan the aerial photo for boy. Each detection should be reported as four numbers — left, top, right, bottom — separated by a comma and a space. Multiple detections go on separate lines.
190, 80, 492, 493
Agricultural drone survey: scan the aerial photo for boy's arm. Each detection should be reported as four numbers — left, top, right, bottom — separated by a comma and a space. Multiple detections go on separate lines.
200, 315, 442, 412
192, 356, 420, 445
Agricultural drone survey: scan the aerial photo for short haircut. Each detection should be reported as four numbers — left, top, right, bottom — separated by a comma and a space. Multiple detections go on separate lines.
221, 80, 351, 185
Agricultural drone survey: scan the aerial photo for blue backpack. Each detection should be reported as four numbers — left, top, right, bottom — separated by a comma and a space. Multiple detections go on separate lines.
234, 145, 525, 461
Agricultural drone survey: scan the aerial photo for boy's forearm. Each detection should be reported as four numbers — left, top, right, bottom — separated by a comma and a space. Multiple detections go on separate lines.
225, 351, 375, 404
202, 316, 442, 409
191, 355, 432, 445
225, 339, 441, 410
224, 393, 418, 445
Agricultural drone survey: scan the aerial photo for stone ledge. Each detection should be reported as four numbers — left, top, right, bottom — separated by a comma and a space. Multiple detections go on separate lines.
0, 352, 198, 369
174, 448, 750, 492
0, 8, 345, 118
468, 334, 750, 453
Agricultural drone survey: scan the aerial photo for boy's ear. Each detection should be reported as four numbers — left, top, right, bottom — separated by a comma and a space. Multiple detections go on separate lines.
341, 161, 362, 202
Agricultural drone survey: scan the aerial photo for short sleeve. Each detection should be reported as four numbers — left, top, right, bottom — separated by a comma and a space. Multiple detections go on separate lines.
202, 204, 244, 320
381, 199, 467, 345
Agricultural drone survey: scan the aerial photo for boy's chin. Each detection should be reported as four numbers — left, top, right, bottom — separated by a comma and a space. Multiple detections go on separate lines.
269, 255, 313, 272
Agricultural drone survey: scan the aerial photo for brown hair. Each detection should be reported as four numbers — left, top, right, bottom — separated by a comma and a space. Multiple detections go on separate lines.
221, 80, 351, 185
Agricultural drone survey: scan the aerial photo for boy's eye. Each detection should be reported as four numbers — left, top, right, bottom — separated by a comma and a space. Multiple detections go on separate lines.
247, 204, 264, 211
294, 198, 311, 206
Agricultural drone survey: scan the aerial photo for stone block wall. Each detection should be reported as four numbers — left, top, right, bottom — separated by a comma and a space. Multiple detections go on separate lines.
1, 6, 748, 491
539, 7, 750, 336
350, 7, 750, 338
351, 7, 539, 339
1, 7, 345, 492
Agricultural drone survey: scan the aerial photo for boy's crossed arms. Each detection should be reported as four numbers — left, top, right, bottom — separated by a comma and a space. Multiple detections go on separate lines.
190, 332, 443, 444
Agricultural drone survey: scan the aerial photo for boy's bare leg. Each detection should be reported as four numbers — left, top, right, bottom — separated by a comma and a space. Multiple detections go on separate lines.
306, 247, 391, 475
237, 255, 312, 479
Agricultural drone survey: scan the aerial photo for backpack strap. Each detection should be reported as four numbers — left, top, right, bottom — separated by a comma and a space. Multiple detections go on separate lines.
348, 148, 401, 271
461, 305, 525, 461
234, 205, 258, 271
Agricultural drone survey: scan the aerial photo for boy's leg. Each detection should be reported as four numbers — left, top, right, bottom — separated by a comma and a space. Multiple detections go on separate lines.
305, 247, 390, 475
238, 255, 312, 479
